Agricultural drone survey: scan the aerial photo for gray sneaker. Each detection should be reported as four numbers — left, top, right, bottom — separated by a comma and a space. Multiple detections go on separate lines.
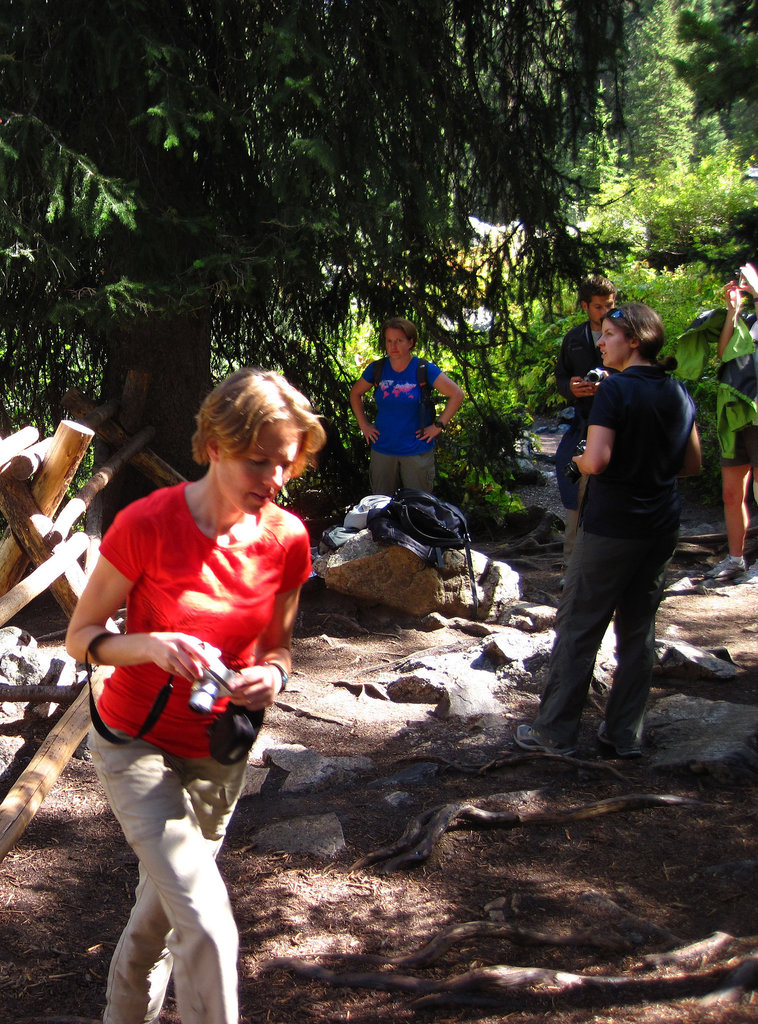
597, 723, 642, 760
514, 724, 576, 757
704, 555, 746, 582
743, 559, 758, 585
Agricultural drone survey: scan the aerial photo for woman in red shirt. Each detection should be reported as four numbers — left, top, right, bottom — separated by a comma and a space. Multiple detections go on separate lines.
67, 368, 325, 1024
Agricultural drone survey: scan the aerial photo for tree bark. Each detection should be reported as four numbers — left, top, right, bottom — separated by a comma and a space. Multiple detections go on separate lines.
105, 311, 210, 481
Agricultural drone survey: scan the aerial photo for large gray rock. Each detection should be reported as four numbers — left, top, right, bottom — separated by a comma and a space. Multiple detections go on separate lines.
262, 742, 373, 793
313, 530, 520, 621
653, 640, 738, 681
645, 694, 758, 777
385, 648, 502, 718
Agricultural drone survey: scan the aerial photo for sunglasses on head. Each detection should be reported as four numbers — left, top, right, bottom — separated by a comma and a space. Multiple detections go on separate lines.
607, 309, 625, 319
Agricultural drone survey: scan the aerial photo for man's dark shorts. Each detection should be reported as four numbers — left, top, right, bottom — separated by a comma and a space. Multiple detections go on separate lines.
721, 424, 758, 468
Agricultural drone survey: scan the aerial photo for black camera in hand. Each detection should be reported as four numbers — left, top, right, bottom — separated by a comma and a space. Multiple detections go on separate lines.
563, 440, 586, 483
584, 367, 607, 383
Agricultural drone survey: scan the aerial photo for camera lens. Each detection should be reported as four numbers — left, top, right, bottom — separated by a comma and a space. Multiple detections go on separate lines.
188, 675, 219, 714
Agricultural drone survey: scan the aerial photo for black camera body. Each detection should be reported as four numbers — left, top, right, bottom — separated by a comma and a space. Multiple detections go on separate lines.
584, 367, 606, 384
563, 439, 586, 483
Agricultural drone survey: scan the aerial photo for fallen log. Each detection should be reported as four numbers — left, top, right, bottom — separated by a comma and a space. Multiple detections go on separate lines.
0, 666, 111, 864
62, 387, 185, 489
0, 683, 84, 703
681, 524, 758, 547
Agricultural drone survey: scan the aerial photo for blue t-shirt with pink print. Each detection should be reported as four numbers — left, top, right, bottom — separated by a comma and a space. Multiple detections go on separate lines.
362, 356, 442, 456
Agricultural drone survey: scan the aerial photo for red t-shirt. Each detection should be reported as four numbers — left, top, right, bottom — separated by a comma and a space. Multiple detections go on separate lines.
96, 483, 311, 757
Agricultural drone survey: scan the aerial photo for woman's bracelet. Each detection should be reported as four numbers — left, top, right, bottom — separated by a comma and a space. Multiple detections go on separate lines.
263, 661, 289, 691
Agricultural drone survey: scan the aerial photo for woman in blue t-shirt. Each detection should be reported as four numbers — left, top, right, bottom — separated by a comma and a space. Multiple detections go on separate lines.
515, 304, 701, 760
349, 317, 464, 494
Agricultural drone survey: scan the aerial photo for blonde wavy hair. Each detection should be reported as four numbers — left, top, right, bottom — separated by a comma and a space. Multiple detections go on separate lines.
192, 368, 326, 478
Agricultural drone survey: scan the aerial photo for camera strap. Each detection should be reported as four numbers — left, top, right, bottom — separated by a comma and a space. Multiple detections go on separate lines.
85, 631, 173, 745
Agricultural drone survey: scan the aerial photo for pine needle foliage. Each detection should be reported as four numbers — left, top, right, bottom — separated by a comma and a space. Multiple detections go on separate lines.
0, 0, 625, 491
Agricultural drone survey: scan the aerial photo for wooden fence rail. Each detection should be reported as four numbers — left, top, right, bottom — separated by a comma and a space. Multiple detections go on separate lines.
0, 380, 184, 863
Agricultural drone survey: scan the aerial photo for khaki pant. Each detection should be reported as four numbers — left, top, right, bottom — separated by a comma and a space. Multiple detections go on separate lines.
370, 448, 436, 495
89, 729, 246, 1024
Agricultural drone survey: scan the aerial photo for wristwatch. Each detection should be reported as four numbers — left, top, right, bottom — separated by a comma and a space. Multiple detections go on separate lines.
264, 661, 289, 691
434, 419, 447, 430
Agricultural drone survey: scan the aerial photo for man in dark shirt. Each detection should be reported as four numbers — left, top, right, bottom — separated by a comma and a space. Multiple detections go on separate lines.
555, 275, 616, 571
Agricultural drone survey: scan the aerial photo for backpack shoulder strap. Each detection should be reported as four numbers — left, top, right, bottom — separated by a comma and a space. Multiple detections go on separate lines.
372, 357, 386, 389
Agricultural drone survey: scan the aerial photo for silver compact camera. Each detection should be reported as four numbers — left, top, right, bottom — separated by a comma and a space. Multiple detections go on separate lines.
188, 644, 238, 714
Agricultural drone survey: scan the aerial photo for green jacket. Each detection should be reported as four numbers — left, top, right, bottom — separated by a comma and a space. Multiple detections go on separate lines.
675, 307, 758, 459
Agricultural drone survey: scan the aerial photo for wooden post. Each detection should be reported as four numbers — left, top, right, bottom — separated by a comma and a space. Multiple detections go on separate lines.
62, 387, 185, 489
0, 421, 94, 596
7, 436, 55, 481
29, 420, 95, 518
0, 426, 40, 473
0, 667, 111, 864
0, 477, 84, 617
77, 397, 120, 431
0, 532, 90, 627
51, 425, 155, 543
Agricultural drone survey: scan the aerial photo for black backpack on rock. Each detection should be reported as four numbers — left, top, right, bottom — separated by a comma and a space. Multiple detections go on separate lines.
367, 489, 478, 616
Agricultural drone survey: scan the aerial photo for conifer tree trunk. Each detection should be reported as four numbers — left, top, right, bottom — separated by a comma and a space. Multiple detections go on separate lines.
101, 310, 210, 514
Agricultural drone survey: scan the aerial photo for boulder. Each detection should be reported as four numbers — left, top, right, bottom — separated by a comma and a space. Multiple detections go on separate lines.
653, 640, 738, 681
313, 529, 520, 620
262, 742, 373, 793
385, 647, 502, 718
645, 694, 758, 778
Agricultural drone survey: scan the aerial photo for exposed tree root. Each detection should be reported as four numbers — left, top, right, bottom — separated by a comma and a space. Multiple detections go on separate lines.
699, 954, 758, 1005
399, 749, 630, 781
640, 930, 736, 968
260, 955, 753, 1010
577, 890, 683, 948
389, 919, 633, 967
350, 793, 700, 874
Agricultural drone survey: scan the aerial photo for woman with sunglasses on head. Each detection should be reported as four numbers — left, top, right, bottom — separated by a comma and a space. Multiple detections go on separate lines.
66, 368, 326, 1024
516, 304, 701, 759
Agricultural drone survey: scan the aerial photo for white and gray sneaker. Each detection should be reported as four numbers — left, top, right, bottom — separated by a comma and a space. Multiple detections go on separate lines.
703, 555, 747, 582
